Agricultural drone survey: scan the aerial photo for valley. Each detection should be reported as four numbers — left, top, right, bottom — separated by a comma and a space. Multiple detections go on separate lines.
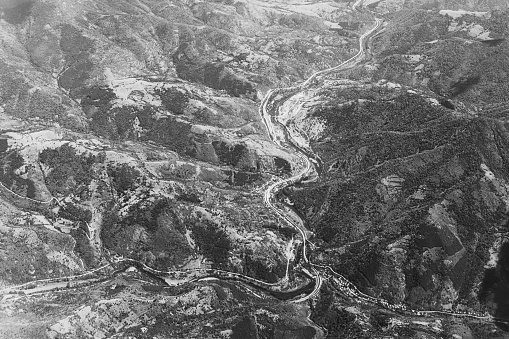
1, 0, 509, 338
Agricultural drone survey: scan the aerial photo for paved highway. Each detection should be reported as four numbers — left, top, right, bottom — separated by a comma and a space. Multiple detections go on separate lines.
2, 0, 505, 325
6, 0, 378, 306
257, 0, 506, 318
259, 1, 383, 303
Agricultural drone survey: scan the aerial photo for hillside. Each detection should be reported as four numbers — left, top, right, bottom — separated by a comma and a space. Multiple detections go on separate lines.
1, 0, 509, 338
0, 0, 364, 338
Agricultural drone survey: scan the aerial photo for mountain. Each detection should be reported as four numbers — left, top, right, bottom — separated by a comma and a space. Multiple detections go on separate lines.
284, 4, 509, 338
0, 0, 360, 337
1, 0, 509, 338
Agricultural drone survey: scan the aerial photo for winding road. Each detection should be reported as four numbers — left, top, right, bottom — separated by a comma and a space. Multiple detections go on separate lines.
259, 0, 383, 304
257, 0, 499, 323
2, 0, 506, 329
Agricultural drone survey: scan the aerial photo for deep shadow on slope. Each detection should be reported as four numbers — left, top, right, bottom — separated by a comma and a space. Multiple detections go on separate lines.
290, 88, 509, 316
0, 0, 34, 24
479, 242, 509, 331
372, 9, 509, 104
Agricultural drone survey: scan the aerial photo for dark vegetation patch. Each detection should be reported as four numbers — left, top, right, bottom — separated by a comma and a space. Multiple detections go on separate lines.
57, 202, 92, 224
278, 13, 325, 31
297, 151, 478, 301
155, 87, 190, 115
58, 24, 95, 95
176, 192, 202, 204
374, 11, 509, 103
89, 102, 194, 154
80, 86, 117, 117
213, 65, 254, 97
450, 75, 481, 98
300, 114, 509, 310
314, 93, 446, 137
60, 24, 95, 54
191, 221, 231, 269
0, 150, 36, 198
481, 39, 505, 47
124, 198, 175, 233
146, 117, 193, 153
154, 22, 178, 54
39, 144, 102, 196
106, 284, 127, 296
294, 87, 509, 309
370, 310, 391, 330
439, 99, 455, 110
395, 327, 417, 337
91, 105, 152, 140
367, 1, 381, 9
91, 105, 138, 140
376, 11, 450, 57
336, 21, 361, 30
58, 58, 94, 94
212, 141, 247, 167
70, 227, 97, 267
309, 213, 386, 289
223, 170, 261, 186
211, 283, 228, 301
274, 157, 291, 174
0, 0, 34, 25
231, 316, 258, 339
373, 54, 413, 80
291, 185, 329, 221
253, 306, 319, 338
100, 198, 193, 269
106, 163, 141, 196
202, 62, 256, 98
244, 255, 280, 284
173, 38, 256, 98
141, 285, 164, 292
0, 138, 8, 153
113, 36, 147, 62
273, 326, 316, 339
483, 10, 509, 36
479, 242, 509, 331
311, 286, 371, 338
27, 89, 66, 120
0, 226, 76, 285
310, 94, 461, 171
